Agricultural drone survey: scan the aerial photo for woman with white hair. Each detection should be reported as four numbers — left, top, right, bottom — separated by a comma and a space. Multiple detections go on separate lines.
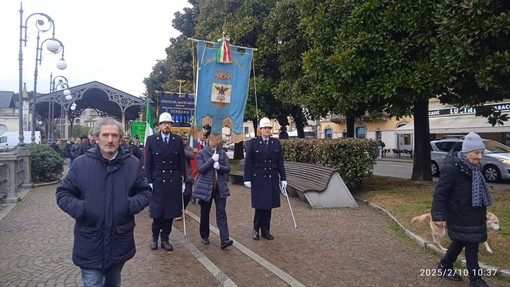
432, 132, 493, 287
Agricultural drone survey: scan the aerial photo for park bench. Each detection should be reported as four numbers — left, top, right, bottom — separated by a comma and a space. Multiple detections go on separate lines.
230, 159, 358, 208
228, 159, 246, 184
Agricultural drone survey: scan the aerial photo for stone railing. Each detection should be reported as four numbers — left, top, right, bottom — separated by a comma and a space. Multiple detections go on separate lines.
0, 150, 32, 204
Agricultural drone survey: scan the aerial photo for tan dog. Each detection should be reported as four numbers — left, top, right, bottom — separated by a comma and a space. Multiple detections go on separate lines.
411, 212, 501, 253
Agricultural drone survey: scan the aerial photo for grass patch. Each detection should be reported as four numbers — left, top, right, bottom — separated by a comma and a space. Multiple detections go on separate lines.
354, 175, 510, 271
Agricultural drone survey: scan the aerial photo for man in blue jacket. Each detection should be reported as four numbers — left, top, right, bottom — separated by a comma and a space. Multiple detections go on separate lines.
56, 117, 151, 287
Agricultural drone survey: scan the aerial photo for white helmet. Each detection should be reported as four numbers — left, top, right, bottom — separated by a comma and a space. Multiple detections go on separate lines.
158, 112, 174, 124
259, 117, 272, 128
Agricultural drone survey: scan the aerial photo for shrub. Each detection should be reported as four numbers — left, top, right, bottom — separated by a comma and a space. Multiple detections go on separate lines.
281, 138, 378, 189
27, 143, 64, 183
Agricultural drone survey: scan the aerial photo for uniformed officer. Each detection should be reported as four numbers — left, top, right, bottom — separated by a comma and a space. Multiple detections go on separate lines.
145, 112, 186, 251
244, 117, 287, 240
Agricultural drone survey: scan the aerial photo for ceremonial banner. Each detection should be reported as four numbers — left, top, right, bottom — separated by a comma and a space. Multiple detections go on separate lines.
130, 121, 146, 144
194, 38, 253, 143
159, 92, 195, 128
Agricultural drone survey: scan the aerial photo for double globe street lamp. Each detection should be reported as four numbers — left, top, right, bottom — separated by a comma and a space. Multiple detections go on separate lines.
48, 74, 70, 142
18, 3, 67, 146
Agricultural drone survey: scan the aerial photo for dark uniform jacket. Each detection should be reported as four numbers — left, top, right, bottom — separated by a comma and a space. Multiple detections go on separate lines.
431, 152, 487, 243
56, 146, 151, 270
145, 132, 185, 219
244, 136, 286, 209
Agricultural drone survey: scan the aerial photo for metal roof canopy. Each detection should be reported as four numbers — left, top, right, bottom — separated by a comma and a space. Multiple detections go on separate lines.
35, 81, 143, 121
395, 115, 510, 134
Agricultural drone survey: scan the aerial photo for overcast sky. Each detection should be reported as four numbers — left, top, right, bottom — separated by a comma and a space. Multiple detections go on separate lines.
0, 0, 190, 97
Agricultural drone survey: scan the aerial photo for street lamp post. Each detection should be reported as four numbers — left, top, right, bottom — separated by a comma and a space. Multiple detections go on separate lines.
31, 36, 66, 143
18, 2, 66, 146
48, 74, 69, 142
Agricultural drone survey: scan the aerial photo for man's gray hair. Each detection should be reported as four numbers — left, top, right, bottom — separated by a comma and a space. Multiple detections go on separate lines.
92, 117, 124, 138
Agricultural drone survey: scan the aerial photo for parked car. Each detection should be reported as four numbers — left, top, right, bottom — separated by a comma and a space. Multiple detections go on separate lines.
430, 137, 510, 182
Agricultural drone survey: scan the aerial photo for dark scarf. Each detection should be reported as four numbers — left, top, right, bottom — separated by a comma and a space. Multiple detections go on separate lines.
457, 152, 493, 207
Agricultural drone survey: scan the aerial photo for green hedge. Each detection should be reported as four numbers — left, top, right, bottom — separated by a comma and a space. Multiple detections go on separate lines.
281, 138, 378, 189
27, 143, 64, 183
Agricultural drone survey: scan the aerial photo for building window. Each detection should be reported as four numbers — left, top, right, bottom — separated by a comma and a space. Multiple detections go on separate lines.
325, 128, 332, 138
75, 119, 80, 124
356, 126, 366, 139
375, 130, 382, 141
403, 134, 411, 145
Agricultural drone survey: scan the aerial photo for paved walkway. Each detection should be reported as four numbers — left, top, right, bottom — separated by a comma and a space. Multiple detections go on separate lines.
0, 181, 508, 287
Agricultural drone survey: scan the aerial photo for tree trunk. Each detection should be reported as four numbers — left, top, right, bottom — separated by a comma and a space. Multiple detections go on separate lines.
233, 142, 244, 160
295, 117, 305, 138
411, 98, 432, 181
346, 116, 355, 138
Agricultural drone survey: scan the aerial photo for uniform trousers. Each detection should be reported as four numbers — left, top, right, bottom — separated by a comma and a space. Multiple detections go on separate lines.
253, 209, 272, 235
152, 218, 174, 241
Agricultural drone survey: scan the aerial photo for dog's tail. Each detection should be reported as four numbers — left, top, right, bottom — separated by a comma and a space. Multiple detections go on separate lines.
411, 213, 431, 224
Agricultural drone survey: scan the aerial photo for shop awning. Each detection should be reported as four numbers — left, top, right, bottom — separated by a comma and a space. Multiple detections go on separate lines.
395, 115, 510, 134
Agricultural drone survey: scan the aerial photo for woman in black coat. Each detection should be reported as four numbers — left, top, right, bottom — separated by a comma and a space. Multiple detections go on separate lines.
431, 132, 493, 287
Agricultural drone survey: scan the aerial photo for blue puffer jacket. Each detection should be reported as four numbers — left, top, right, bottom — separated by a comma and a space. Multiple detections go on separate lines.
194, 145, 231, 202
56, 146, 151, 269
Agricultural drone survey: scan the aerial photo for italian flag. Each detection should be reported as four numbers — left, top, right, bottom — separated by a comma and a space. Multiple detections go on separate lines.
217, 34, 232, 64
144, 101, 153, 159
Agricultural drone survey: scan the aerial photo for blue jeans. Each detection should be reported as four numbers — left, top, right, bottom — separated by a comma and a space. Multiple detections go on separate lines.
81, 262, 124, 287
66, 157, 73, 169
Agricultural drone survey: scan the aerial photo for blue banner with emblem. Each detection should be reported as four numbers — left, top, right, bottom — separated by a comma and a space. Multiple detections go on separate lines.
194, 40, 253, 143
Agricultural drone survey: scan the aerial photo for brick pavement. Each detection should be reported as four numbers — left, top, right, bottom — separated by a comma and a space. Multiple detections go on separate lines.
0, 182, 508, 287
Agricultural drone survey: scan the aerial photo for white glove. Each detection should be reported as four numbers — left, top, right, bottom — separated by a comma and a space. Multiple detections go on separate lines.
149, 183, 153, 190
280, 181, 288, 196
212, 152, 219, 162
213, 161, 220, 170
244, 181, 251, 188
182, 182, 186, 194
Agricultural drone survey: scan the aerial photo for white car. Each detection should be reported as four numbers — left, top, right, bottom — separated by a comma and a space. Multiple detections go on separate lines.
431, 138, 510, 182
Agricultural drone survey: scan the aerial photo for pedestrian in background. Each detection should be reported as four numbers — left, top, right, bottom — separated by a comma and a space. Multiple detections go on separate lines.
64, 137, 75, 169
194, 138, 233, 249
133, 134, 144, 168
244, 117, 287, 241
122, 134, 141, 163
71, 137, 82, 160
76, 132, 96, 157
56, 117, 151, 286
175, 135, 195, 221
432, 132, 493, 287
145, 112, 186, 251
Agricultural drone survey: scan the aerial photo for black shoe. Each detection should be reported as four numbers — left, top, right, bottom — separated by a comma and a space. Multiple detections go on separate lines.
469, 277, 489, 287
437, 263, 462, 281
161, 241, 173, 251
150, 240, 158, 250
201, 238, 210, 245
221, 239, 234, 249
252, 230, 259, 240
262, 233, 274, 240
